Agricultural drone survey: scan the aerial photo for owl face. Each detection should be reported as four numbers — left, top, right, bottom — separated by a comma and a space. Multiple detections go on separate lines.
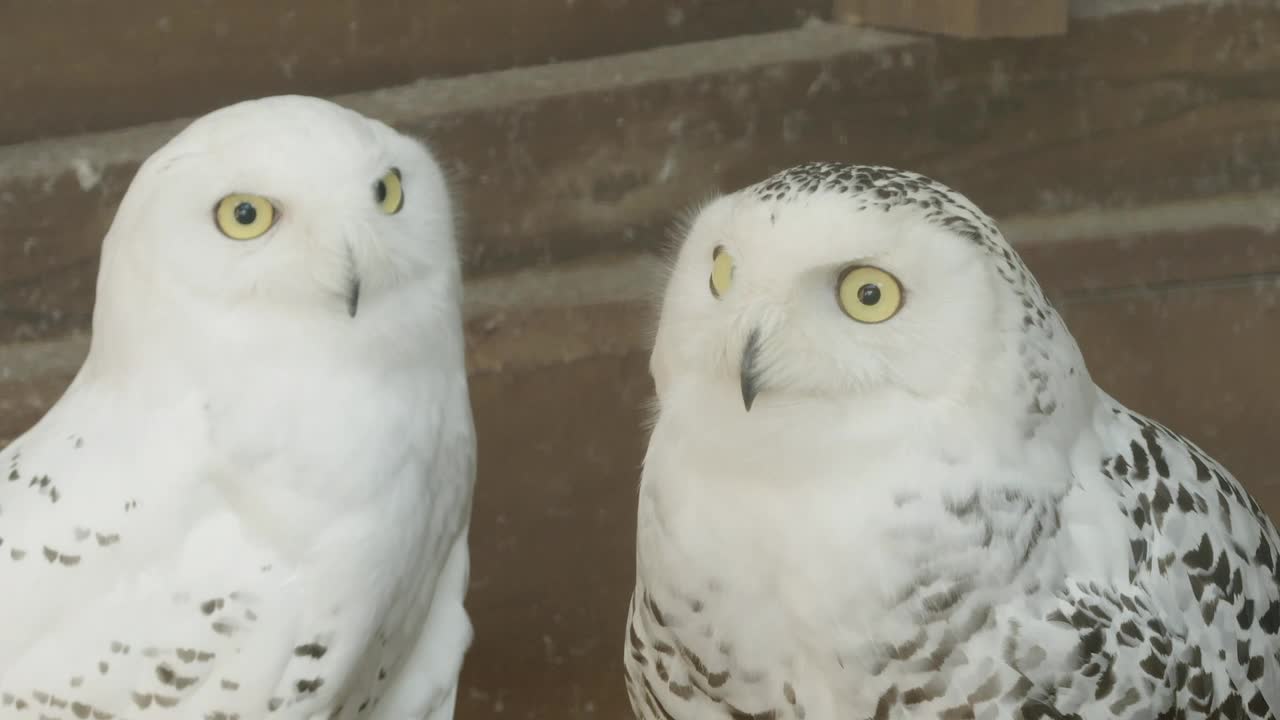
651, 166, 1020, 414
86, 95, 463, 376
98, 95, 456, 326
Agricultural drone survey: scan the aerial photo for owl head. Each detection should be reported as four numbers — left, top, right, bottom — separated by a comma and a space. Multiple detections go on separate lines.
88, 95, 462, 375
650, 163, 1091, 440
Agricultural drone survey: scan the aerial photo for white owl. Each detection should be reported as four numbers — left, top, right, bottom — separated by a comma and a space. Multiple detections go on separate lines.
626, 162, 1280, 719
0, 96, 475, 720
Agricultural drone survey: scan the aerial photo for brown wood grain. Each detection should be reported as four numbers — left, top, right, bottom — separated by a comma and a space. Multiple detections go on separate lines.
459, 351, 649, 720
0, 0, 829, 145
1019, 225, 1280, 299
836, 0, 1068, 38
3, 4, 1280, 347
1061, 280, 1280, 509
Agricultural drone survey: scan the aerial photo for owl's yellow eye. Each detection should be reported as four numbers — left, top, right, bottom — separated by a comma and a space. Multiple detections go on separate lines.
214, 194, 276, 241
710, 245, 734, 298
837, 266, 903, 323
375, 168, 404, 214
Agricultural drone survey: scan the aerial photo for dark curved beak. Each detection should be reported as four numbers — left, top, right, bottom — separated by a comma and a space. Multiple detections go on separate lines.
345, 244, 361, 318
739, 327, 764, 411
346, 275, 361, 318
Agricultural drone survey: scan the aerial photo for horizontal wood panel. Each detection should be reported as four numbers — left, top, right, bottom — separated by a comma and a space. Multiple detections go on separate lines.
1060, 280, 1280, 505
0, 0, 828, 145
836, 0, 1069, 38
3, 4, 1280, 347
460, 351, 649, 720
1020, 224, 1280, 298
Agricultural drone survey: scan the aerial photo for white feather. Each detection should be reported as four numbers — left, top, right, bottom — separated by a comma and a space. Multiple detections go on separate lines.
0, 95, 475, 720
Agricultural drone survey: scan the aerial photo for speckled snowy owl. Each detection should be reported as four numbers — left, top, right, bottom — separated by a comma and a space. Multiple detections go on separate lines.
625, 162, 1280, 719
0, 96, 475, 719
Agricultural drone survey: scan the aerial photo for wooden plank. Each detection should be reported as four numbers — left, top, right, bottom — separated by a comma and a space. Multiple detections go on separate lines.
3, 3, 1280, 347
835, 0, 1068, 38
1019, 224, 1280, 299
459, 351, 649, 720
0, 0, 830, 145
1062, 281, 1280, 510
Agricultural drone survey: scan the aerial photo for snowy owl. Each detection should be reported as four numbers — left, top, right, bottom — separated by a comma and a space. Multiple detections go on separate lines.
625, 162, 1280, 719
0, 96, 475, 720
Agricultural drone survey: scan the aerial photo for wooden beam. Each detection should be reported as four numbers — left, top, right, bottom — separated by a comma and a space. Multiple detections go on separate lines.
0, 0, 829, 145
3, 3, 1280, 347
835, 0, 1069, 38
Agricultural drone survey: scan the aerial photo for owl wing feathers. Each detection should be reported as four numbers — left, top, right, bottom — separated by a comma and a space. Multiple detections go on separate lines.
0, 387, 474, 720
0, 411, 379, 719
1060, 398, 1280, 717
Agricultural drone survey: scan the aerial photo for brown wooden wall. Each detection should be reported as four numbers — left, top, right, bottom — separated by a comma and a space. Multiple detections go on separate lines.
1, 0, 827, 145
2, 2, 1280, 719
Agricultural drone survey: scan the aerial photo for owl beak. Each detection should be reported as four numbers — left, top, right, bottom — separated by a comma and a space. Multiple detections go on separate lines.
346, 274, 361, 318
345, 244, 361, 318
739, 327, 764, 412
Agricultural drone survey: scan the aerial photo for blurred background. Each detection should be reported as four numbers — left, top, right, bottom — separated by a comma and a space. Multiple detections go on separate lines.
1, 0, 1278, 717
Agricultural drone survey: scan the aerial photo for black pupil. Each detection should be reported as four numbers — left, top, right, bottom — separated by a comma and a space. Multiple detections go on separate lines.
858, 283, 881, 305
233, 202, 257, 225
375, 181, 388, 204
